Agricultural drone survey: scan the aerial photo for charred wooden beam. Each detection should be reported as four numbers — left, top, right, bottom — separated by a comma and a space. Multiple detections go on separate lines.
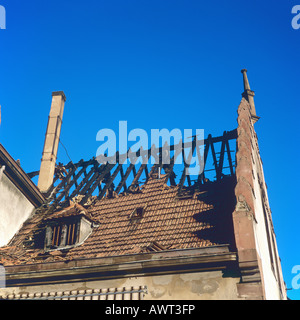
79, 163, 107, 196
225, 139, 234, 176
163, 139, 182, 186
115, 163, 135, 194
216, 132, 226, 180
28, 129, 237, 207
131, 164, 147, 186
129, 148, 152, 187
178, 136, 197, 194
47, 161, 78, 201
83, 163, 117, 202
61, 161, 94, 201
97, 163, 122, 200
68, 166, 95, 199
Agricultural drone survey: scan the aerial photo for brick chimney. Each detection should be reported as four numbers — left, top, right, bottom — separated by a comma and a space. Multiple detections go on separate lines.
38, 91, 66, 193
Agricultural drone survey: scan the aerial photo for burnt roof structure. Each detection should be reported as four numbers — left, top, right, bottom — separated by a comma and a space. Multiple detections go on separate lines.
27, 129, 237, 210
0, 70, 287, 300
1, 171, 236, 265
0, 128, 238, 265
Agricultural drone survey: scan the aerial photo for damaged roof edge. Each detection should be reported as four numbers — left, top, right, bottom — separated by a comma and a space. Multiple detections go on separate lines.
0, 144, 45, 207
4, 245, 237, 287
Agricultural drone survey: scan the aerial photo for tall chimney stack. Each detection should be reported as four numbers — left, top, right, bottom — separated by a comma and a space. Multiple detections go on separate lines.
38, 91, 66, 193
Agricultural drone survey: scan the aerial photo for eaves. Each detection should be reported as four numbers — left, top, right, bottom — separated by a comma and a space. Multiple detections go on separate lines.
0, 144, 44, 207
5, 245, 238, 287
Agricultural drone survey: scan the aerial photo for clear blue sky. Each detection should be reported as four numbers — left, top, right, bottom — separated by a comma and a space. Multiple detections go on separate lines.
0, 0, 299, 299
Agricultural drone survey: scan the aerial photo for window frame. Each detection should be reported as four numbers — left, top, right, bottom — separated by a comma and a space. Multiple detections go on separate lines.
44, 217, 80, 250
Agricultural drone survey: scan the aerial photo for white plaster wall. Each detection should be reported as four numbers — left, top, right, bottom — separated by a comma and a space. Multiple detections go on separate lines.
0, 270, 241, 300
252, 150, 282, 300
0, 173, 35, 247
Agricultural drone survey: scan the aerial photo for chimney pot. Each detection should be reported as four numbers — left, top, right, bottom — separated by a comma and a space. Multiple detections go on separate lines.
52, 91, 67, 102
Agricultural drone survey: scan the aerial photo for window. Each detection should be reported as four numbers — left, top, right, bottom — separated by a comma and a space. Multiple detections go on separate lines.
44, 215, 96, 251
50, 222, 78, 248
129, 206, 146, 220
42, 215, 100, 251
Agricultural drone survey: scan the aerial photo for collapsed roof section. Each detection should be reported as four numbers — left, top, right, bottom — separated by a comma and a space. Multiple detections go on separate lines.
0, 172, 236, 266
0, 129, 238, 266
0, 112, 239, 267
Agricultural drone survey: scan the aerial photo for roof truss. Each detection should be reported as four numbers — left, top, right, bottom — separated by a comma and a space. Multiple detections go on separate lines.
28, 129, 237, 208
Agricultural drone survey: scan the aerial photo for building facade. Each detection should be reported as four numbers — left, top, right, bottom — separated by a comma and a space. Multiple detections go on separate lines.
0, 70, 287, 300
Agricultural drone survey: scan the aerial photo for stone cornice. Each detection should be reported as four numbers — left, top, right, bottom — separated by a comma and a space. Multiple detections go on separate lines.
4, 245, 237, 287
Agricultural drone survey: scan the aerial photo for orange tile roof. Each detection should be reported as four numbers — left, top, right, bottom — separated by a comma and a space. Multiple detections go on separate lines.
0, 175, 236, 266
